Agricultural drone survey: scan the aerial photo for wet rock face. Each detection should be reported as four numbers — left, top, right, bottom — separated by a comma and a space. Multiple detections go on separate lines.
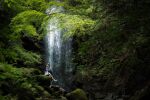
21, 35, 44, 53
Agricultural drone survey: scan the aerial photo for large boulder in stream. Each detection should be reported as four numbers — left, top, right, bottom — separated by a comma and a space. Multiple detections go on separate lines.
66, 88, 88, 100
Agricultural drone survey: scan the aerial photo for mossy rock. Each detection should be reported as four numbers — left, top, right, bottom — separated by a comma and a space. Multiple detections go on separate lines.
60, 96, 68, 100
66, 88, 88, 100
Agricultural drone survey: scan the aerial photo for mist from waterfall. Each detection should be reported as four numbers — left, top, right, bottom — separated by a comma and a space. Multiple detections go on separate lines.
45, 6, 74, 90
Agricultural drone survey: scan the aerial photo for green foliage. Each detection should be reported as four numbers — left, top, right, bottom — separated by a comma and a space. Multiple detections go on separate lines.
48, 1, 66, 7
45, 13, 95, 38
10, 10, 46, 40
0, 0, 150, 99
64, 0, 94, 16
0, 46, 41, 66
4, 0, 49, 13
12, 46, 41, 66
0, 1, 48, 67
60, 14, 95, 37
0, 95, 17, 100
71, 0, 150, 99
11, 10, 46, 25
0, 63, 50, 99
0, 63, 22, 78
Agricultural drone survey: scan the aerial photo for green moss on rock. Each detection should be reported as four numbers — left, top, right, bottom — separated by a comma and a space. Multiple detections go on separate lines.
66, 88, 88, 100
0, 63, 52, 99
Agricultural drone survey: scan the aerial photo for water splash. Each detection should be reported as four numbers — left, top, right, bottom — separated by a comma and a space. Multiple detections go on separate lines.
45, 6, 74, 90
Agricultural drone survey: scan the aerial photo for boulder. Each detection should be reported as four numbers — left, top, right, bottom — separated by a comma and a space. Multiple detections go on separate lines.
66, 88, 88, 100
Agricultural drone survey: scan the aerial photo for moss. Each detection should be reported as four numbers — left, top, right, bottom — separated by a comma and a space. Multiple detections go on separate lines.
66, 88, 88, 100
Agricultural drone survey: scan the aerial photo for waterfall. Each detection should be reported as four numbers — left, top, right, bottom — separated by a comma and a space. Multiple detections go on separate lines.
45, 6, 73, 90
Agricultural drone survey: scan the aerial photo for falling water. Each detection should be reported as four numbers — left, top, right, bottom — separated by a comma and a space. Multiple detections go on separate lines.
45, 6, 74, 90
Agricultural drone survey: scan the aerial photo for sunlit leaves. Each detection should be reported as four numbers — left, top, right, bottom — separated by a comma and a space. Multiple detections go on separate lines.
11, 10, 46, 26
10, 10, 46, 39
4, 0, 49, 13
46, 13, 95, 38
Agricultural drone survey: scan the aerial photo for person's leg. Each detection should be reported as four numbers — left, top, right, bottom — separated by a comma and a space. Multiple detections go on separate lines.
49, 80, 53, 87
51, 75, 57, 81
48, 72, 57, 81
